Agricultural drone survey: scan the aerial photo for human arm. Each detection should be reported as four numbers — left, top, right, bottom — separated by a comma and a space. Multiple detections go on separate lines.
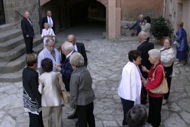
141, 23, 150, 32
21, 19, 29, 37
176, 29, 183, 43
69, 74, 79, 108
129, 20, 139, 30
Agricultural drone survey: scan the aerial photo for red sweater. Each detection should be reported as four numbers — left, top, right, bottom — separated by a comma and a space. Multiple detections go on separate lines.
146, 62, 165, 98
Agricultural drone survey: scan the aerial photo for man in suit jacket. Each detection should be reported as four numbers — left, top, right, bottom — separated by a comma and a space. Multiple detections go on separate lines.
56, 41, 74, 92
67, 34, 88, 66
42, 10, 55, 32
137, 31, 154, 104
21, 11, 34, 54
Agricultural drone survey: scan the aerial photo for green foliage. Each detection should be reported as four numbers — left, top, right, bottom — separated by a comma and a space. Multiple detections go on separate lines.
151, 17, 173, 39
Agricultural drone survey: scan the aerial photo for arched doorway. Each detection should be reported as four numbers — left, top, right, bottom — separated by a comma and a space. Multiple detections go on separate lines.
41, 0, 106, 38
0, 0, 5, 25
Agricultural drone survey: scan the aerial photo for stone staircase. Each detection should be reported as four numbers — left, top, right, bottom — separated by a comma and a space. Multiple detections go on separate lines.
0, 23, 43, 82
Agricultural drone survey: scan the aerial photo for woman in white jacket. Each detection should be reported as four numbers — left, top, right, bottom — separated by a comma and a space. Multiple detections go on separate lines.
160, 38, 175, 104
118, 50, 142, 126
38, 58, 63, 127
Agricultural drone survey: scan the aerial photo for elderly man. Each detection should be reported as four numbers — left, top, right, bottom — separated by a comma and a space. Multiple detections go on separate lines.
38, 39, 60, 74
67, 35, 88, 66
21, 11, 34, 54
137, 31, 154, 105
56, 41, 74, 92
129, 14, 144, 35
42, 10, 55, 32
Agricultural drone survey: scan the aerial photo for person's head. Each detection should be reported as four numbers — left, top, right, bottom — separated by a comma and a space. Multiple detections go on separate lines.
41, 58, 53, 72
44, 23, 49, 29
45, 39, 55, 52
148, 49, 161, 64
25, 53, 38, 69
24, 11, 30, 19
163, 38, 172, 49
127, 104, 147, 127
139, 14, 144, 21
61, 41, 74, 56
144, 16, 151, 23
128, 50, 142, 65
138, 31, 148, 43
47, 10, 52, 17
177, 21, 183, 28
67, 34, 76, 45
70, 52, 84, 69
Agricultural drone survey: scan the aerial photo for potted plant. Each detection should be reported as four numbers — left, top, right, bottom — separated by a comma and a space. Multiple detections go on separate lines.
151, 16, 173, 45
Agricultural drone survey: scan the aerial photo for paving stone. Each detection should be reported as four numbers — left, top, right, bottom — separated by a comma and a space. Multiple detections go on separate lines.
0, 115, 16, 127
164, 113, 186, 127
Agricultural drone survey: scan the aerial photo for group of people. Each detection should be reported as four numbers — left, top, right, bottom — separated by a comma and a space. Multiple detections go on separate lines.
22, 32, 95, 127
119, 14, 189, 127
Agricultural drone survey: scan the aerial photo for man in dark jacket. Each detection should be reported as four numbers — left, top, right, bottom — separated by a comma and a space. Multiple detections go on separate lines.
42, 10, 55, 32
67, 34, 88, 66
137, 31, 154, 104
21, 11, 34, 54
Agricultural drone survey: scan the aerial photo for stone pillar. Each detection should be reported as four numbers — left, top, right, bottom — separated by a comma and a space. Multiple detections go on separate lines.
107, 0, 121, 39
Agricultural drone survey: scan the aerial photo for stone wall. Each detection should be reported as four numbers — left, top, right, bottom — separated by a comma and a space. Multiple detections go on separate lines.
3, 0, 40, 33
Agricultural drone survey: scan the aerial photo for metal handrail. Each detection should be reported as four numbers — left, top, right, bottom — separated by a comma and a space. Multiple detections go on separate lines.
15, 11, 24, 18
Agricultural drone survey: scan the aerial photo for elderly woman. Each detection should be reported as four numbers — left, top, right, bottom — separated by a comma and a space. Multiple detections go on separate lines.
160, 38, 175, 104
38, 58, 63, 127
118, 50, 142, 126
22, 53, 44, 127
69, 52, 95, 127
127, 104, 147, 127
142, 49, 165, 127
175, 22, 189, 66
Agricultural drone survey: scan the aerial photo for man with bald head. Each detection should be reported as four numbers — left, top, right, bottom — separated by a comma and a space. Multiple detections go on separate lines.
129, 14, 144, 36
137, 31, 154, 104
21, 11, 34, 54
67, 34, 88, 66
42, 10, 55, 32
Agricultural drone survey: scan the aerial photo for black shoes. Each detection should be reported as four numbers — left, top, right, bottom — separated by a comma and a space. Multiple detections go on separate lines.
67, 114, 77, 119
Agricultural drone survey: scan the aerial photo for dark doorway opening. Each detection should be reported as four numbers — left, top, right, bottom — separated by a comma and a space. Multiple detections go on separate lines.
0, 0, 5, 25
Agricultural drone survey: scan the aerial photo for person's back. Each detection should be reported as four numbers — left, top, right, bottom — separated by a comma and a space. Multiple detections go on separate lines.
39, 71, 62, 106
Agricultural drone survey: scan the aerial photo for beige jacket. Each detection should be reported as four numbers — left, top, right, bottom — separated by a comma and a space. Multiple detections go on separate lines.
38, 72, 62, 106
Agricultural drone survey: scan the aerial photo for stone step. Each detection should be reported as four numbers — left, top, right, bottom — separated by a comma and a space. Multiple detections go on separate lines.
0, 23, 16, 32
0, 37, 43, 73
0, 40, 62, 82
0, 36, 42, 62
0, 29, 22, 43
0, 35, 24, 52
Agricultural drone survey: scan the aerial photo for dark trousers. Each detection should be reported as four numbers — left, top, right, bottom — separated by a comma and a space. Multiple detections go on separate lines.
28, 112, 44, 127
148, 96, 163, 127
77, 102, 95, 127
121, 98, 134, 125
24, 37, 33, 54
164, 64, 173, 100
141, 86, 148, 104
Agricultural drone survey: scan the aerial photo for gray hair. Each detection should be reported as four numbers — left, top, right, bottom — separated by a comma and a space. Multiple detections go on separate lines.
148, 49, 161, 60
138, 31, 148, 40
45, 38, 55, 46
70, 52, 84, 67
63, 41, 74, 51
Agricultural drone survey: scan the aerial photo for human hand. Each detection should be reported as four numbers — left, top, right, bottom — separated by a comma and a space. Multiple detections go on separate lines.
55, 65, 61, 72
141, 77, 147, 87
142, 66, 148, 73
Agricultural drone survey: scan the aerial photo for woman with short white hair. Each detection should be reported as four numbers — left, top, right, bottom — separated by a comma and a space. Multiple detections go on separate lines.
69, 52, 95, 127
142, 49, 165, 127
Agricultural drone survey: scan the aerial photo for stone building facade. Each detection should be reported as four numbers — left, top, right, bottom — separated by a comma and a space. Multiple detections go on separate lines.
1, 0, 40, 33
164, 0, 190, 41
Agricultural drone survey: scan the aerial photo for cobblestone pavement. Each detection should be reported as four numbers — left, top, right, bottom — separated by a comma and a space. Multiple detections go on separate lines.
1, 25, 190, 127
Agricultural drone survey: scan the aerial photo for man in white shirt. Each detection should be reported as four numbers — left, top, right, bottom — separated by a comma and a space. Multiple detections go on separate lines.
38, 39, 60, 74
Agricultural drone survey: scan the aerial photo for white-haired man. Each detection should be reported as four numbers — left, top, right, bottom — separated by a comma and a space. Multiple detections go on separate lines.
56, 41, 74, 92
129, 14, 144, 35
137, 31, 154, 105
38, 39, 60, 74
